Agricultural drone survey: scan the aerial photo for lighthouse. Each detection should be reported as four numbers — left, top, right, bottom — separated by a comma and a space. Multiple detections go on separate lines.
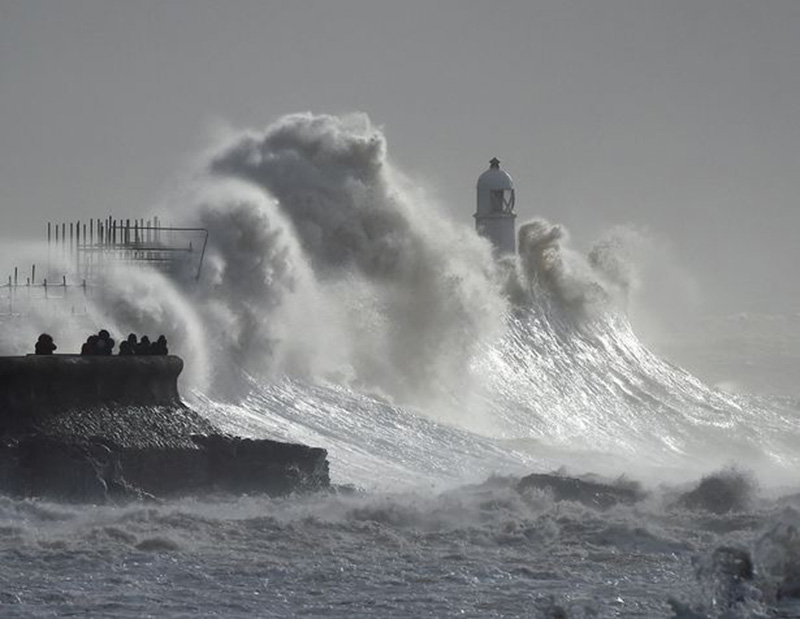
475, 157, 516, 255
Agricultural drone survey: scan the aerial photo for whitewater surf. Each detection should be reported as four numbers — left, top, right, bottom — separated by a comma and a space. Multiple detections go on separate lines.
2, 112, 799, 617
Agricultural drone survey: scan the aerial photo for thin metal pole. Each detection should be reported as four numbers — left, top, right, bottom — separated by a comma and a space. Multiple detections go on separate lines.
76, 221, 81, 275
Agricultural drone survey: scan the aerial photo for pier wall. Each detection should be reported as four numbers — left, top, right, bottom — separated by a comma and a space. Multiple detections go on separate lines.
0, 355, 330, 500
0, 355, 183, 430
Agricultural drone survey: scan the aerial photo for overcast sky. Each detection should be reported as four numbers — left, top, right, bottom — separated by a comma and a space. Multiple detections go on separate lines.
1, 0, 799, 316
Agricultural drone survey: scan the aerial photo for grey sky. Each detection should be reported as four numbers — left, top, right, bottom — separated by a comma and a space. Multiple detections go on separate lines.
1, 0, 799, 315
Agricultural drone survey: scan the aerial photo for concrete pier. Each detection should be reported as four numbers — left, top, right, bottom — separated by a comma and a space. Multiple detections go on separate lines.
0, 355, 329, 501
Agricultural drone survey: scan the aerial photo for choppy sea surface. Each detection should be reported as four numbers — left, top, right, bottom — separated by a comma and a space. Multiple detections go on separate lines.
2, 113, 799, 617
2, 306, 800, 618
2, 479, 799, 618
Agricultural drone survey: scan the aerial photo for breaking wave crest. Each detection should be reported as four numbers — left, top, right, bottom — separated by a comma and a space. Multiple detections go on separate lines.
2, 111, 798, 489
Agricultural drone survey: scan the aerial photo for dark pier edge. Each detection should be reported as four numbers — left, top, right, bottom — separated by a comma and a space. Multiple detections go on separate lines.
0, 355, 329, 501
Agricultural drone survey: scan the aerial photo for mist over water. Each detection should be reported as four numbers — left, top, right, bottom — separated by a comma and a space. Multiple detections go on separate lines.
4, 112, 800, 616
199, 113, 507, 406
1, 111, 798, 489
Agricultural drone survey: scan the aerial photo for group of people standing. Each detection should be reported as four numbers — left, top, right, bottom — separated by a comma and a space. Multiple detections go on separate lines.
80, 329, 116, 355
33, 331, 169, 356
119, 334, 168, 356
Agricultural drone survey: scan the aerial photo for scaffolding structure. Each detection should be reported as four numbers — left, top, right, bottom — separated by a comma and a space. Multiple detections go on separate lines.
1, 216, 208, 317
46, 216, 208, 281
0, 270, 88, 318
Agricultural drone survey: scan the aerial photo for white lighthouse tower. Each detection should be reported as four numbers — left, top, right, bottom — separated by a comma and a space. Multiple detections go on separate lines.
475, 157, 516, 255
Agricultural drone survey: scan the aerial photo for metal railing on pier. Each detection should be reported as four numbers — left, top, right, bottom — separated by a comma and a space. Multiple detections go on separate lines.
46, 216, 208, 282
0, 216, 209, 318
0, 270, 88, 317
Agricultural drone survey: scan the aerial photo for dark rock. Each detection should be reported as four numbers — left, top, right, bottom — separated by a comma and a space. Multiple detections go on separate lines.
675, 471, 754, 514
753, 521, 800, 601
517, 472, 645, 509
709, 546, 754, 582
689, 546, 756, 613
192, 434, 329, 496
0, 355, 329, 501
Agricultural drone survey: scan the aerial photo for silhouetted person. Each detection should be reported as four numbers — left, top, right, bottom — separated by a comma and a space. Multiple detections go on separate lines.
135, 335, 151, 355
154, 335, 168, 356
34, 333, 57, 355
81, 335, 99, 355
96, 329, 115, 356
118, 340, 134, 356
126, 333, 138, 354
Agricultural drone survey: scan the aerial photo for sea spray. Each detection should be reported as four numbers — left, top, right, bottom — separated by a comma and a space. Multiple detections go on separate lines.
2, 112, 800, 617
1, 112, 799, 485
187, 112, 508, 408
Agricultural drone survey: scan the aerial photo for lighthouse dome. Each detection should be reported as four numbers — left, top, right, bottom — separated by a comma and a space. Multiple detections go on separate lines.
477, 157, 514, 192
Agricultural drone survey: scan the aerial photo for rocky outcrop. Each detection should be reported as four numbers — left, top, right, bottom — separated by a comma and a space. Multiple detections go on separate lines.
0, 355, 329, 501
674, 471, 755, 514
1, 434, 329, 501
517, 472, 645, 508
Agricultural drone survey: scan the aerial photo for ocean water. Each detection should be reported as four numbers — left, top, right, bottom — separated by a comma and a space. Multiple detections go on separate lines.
2, 306, 800, 618
2, 113, 799, 617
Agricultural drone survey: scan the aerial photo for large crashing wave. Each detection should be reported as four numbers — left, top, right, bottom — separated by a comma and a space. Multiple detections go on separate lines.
181, 113, 800, 485
2, 112, 797, 487
188, 113, 507, 406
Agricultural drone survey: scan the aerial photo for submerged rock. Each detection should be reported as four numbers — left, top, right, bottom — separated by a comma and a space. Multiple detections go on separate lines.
0, 355, 329, 501
675, 471, 755, 514
517, 472, 645, 509
754, 519, 800, 601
